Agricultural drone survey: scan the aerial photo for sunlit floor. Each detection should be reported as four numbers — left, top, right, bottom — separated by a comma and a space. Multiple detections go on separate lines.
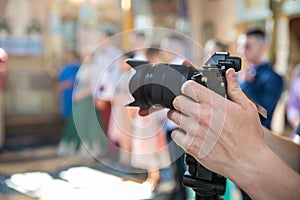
0, 144, 245, 200
0, 121, 180, 200
0, 121, 155, 200
6, 166, 153, 200
0, 145, 165, 200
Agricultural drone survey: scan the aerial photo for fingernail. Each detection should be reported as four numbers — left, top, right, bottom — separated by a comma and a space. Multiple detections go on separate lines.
227, 69, 235, 79
172, 97, 179, 109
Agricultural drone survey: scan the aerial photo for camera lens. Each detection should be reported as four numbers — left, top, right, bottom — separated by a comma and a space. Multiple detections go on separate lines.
127, 60, 198, 109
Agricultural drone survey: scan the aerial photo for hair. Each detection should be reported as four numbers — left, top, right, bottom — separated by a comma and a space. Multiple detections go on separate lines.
65, 50, 81, 61
102, 29, 115, 37
167, 33, 185, 45
145, 45, 160, 57
215, 40, 228, 52
245, 28, 266, 41
205, 39, 228, 52
123, 51, 135, 59
160, 33, 185, 54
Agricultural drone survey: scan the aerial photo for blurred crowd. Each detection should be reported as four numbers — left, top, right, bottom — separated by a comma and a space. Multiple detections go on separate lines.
1, 25, 299, 200
55, 30, 189, 199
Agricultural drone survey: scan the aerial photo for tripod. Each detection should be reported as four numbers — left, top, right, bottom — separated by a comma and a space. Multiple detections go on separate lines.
182, 154, 226, 200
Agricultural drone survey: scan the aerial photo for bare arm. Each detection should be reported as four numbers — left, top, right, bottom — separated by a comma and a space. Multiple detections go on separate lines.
167, 68, 300, 200
56, 79, 74, 91
263, 127, 300, 172
234, 140, 300, 200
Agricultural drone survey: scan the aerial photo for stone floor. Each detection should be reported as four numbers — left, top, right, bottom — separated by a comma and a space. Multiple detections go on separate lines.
0, 120, 175, 200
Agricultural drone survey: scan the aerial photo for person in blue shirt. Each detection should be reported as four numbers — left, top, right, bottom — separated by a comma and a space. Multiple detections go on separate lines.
237, 28, 284, 200
237, 28, 284, 130
57, 50, 81, 119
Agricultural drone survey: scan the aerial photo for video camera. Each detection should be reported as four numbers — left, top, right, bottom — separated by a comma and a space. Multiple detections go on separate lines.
126, 52, 241, 199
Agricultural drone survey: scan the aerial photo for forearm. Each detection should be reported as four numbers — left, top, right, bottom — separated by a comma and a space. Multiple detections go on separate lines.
230, 145, 300, 200
263, 127, 300, 172
57, 80, 73, 91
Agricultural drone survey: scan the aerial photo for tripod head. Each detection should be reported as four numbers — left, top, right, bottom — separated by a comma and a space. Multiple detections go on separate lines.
183, 155, 226, 200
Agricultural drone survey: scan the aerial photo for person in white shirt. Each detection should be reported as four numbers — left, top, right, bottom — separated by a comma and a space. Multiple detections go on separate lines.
93, 30, 123, 135
130, 31, 149, 61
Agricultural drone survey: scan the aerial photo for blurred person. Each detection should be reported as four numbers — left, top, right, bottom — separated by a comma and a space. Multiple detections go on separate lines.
287, 63, 300, 129
131, 107, 171, 192
57, 50, 81, 119
130, 31, 148, 60
160, 34, 188, 200
237, 28, 284, 130
0, 48, 7, 149
144, 45, 161, 63
57, 54, 107, 157
287, 64, 300, 145
93, 29, 122, 134
130, 47, 171, 192
237, 28, 284, 200
107, 51, 136, 166
160, 34, 186, 64
204, 39, 229, 58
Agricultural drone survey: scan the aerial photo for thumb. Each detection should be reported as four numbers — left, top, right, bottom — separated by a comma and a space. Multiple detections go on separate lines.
226, 68, 248, 105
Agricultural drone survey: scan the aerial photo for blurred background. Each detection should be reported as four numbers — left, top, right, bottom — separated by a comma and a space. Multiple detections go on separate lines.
0, 0, 299, 128
0, 0, 299, 199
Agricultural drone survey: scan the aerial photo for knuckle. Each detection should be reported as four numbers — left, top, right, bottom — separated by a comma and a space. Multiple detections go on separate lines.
182, 140, 191, 152
190, 106, 200, 119
246, 100, 257, 112
185, 142, 198, 156
198, 112, 211, 127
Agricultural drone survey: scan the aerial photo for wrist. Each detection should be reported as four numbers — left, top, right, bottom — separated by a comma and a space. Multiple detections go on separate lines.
228, 143, 270, 197
229, 144, 300, 200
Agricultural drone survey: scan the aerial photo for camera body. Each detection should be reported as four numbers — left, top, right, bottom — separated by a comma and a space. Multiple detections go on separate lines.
126, 52, 241, 199
126, 52, 241, 110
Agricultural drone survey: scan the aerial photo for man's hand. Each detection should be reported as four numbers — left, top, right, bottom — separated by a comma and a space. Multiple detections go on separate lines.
168, 68, 265, 177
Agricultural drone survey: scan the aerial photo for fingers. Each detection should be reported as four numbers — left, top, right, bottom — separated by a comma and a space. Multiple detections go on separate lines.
171, 129, 187, 150
172, 95, 210, 124
171, 128, 197, 151
226, 68, 248, 105
138, 108, 151, 116
138, 107, 163, 116
168, 109, 204, 136
181, 80, 213, 104
173, 95, 198, 115
181, 69, 249, 109
171, 127, 203, 155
